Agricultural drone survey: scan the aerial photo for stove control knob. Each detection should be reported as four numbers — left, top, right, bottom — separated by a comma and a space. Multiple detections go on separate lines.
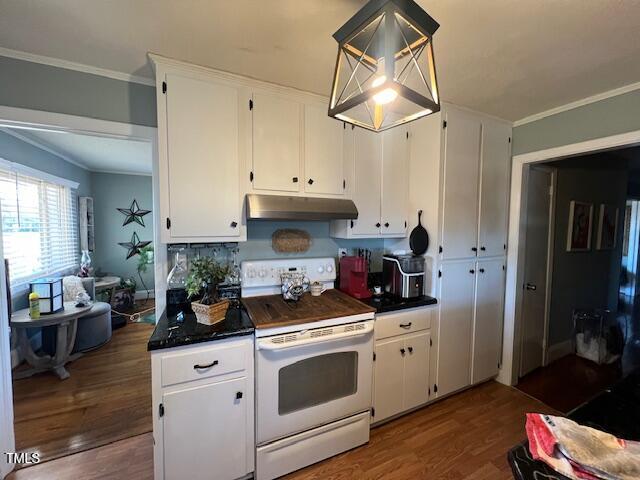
317, 266, 325, 274
326, 264, 334, 273
258, 269, 267, 278
247, 269, 256, 279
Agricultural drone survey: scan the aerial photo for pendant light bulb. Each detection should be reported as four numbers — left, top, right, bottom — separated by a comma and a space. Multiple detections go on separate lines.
371, 76, 398, 105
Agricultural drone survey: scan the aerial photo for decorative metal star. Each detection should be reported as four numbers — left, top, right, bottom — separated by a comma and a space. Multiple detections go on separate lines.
118, 232, 151, 260
117, 199, 151, 227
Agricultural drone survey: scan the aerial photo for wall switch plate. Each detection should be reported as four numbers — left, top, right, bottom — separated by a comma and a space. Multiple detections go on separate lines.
338, 248, 348, 257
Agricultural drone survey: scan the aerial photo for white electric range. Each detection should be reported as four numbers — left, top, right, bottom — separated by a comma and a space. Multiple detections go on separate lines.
240, 257, 375, 480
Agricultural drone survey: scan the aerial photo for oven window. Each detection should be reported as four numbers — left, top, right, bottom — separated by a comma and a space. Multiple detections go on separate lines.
278, 352, 358, 415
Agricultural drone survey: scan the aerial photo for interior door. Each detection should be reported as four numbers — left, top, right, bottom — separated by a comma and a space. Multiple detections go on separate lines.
252, 91, 301, 192
163, 378, 248, 480
437, 260, 475, 397
373, 336, 405, 422
304, 104, 344, 195
520, 167, 553, 377
381, 128, 409, 236
478, 119, 511, 257
351, 128, 382, 236
472, 258, 506, 384
441, 108, 481, 259
165, 72, 240, 238
403, 331, 431, 410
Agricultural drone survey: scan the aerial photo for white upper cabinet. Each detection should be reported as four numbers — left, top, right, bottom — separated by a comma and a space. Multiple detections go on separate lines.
381, 128, 409, 237
471, 258, 506, 384
304, 104, 345, 196
251, 91, 302, 192
160, 70, 242, 242
350, 128, 383, 236
478, 118, 511, 257
441, 107, 481, 259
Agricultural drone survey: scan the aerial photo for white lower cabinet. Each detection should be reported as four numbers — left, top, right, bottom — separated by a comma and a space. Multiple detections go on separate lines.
372, 308, 433, 424
151, 337, 254, 480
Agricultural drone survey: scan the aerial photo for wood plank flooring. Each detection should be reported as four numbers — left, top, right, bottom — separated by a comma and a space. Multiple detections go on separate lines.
11, 321, 154, 466
10, 381, 557, 480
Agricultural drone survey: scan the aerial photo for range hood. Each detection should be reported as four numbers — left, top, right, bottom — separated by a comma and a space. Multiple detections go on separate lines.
246, 194, 358, 221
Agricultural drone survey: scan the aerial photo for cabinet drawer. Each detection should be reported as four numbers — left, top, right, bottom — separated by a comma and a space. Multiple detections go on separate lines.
161, 343, 247, 387
375, 307, 433, 340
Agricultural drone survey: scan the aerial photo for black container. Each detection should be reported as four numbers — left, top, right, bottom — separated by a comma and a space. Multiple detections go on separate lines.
166, 288, 189, 316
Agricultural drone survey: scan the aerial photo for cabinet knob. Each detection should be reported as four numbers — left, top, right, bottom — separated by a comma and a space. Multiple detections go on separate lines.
408, 346, 413, 354
308, 178, 314, 185
480, 246, 486, 251
400, 348, 406, 356
384, 222, 389, 228
471, 247, 478, 252
479, 268, 485, 273
236, 391, 243, 400
376, 222, 381, 228
292, 177, 298, 183
230, 221, 238, 228
469, 269, 475, 274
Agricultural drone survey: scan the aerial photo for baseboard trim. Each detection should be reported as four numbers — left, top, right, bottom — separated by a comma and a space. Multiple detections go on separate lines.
546, 340, 573, 365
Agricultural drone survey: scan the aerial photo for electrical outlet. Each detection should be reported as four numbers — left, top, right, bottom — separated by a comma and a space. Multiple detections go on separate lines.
338, 248, 348, 257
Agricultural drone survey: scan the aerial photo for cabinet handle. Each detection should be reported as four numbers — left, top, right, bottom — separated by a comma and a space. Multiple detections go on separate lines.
470, 269, 475, 274
479, 268, 485, 273
236, 391, 243, 400
292, 177, 298, 183
471, 247, 478, 252
193, 360, 219, 370
400, 348, 406, 356
480, 246, 486, 251
376, 222, 381, 228
384, 222, 389, 228
399, 322, 412, 329
408, 346, 413, 354
230, 221, 238, 228
308, 178, 314, 185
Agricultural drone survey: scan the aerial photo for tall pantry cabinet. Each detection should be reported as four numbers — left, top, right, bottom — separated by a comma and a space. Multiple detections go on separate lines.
435, 105, 511, 398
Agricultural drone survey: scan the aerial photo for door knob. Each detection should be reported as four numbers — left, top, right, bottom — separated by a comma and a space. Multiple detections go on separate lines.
525, 283, 537, 291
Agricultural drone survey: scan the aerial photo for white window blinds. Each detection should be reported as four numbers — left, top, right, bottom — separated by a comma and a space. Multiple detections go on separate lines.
0, 164, 78, 288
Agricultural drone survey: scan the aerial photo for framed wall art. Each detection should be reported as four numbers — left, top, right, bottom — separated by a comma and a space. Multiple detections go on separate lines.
596, 204, 619, 250
566, 201, 593, 252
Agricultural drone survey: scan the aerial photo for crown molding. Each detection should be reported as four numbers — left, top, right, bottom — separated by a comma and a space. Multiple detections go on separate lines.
514, 81, 640, 127
0, 46, 155, 87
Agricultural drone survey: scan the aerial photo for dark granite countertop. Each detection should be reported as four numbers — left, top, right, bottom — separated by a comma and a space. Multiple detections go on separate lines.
507, 369, 640, 479
361, 294, 437, 314
147, 302, 254, 351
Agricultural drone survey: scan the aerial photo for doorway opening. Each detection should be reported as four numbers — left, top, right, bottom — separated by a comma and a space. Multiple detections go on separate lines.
514, 147, 640, 412
0, 113, 160, 471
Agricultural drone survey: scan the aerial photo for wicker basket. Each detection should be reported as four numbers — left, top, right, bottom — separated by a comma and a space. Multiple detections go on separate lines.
191, 299, 230, 325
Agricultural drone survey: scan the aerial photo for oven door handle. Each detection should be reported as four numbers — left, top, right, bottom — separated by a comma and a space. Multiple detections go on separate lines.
256, 322, 374, 351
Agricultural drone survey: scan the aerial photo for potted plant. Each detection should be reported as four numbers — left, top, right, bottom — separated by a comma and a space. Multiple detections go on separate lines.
185, 256, 231, 325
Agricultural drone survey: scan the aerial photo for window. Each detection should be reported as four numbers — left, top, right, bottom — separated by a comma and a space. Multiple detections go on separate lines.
0, 161, 79, 288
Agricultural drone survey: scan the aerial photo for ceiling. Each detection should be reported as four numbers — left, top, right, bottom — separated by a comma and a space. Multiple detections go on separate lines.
1, 1, 640, 121
4, 128, 152, 175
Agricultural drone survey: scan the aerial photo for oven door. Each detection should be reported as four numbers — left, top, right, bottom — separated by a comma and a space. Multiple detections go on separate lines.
256, 320, 374, 445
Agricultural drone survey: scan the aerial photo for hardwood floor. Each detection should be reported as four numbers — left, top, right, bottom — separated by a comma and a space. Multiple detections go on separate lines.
11, 321, 154, 466
10, 382, 557, 480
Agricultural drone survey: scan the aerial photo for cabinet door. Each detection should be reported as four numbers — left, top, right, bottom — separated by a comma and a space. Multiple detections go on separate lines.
351, 127, 382, 236
403, 331, 431, 411
163, 377, 248, 480
252, 92, 301, 192
472, 258, 505, 384
373, 337, 404, 422
304, 104, 344, 195
441, 108, 481, 259
478, 119, 511, 257
381, 128, 409, 236
165, 72, 240, 238
437, 260, 475, 397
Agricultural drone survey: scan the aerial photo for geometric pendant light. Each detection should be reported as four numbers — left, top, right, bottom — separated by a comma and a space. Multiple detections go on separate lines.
328, 0, 440, 132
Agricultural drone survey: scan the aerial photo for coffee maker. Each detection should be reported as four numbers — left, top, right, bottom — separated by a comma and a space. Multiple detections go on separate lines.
339, 256, 371, 299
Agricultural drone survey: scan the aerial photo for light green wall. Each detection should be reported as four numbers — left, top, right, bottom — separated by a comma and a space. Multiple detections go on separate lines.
91, 172, 154, 291
0, 55, 157, 127
513, 89, 640, 155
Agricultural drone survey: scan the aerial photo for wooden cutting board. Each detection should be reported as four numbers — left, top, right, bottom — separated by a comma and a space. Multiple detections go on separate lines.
242, 289, 375, 329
